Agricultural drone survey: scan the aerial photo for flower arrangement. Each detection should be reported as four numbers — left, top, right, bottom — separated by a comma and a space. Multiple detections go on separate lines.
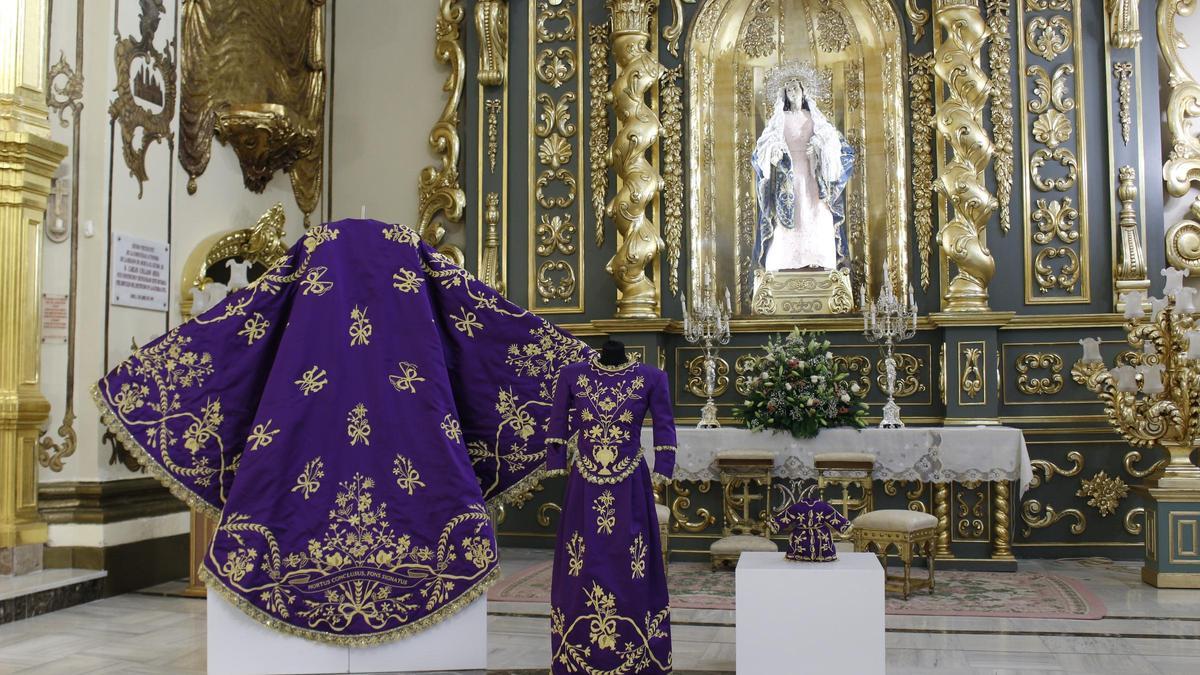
734, 329, 868, 438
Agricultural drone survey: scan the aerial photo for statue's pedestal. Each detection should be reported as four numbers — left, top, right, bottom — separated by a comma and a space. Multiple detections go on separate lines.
1135, 482, 1200, 589
751, 269, 853, 315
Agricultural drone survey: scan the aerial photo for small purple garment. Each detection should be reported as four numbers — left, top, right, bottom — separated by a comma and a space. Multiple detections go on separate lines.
774, 498, 852, 562
545, 358, 676, 674
92, 220, 590, 645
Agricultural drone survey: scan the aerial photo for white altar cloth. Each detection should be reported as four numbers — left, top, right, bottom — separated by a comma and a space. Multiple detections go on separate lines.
642, 426, 1034, 495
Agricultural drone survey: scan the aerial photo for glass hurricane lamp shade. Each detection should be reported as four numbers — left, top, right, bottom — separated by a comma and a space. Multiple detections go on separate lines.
1109, 365, 1138, 393
1121, 290, 1146, 319
1162, 267, 1190, 297
1138, 364, 1165, 395
1187, 330, 1200, 360
1177, 287, 1198, 314
1078, 337, 1103, 364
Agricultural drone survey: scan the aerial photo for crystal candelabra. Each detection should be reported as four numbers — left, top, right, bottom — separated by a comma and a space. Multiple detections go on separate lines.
1072, 268, 1200, 488
681, 287, 731, 429
862, 265, 917, 428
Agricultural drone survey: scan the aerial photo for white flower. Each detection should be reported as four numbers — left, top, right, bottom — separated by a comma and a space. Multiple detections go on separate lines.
826, 351, 833, 359
810, 375, 819, 383
807, 398, 817, 406
744, 400, 752, 405
785, 383, 792, 390
760, 371, 768, 378
797, 360, 807, 368
840, 393, 851, 403
851, 383, 861, 394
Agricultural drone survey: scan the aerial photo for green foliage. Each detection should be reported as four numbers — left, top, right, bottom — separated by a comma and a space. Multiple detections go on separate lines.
733, 329, 868, 438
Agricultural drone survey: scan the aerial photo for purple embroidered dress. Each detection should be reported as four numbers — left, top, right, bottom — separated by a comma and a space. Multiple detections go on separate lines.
92, 220, 590, 645
545, 358, 677, 674
774, 498, 852, 562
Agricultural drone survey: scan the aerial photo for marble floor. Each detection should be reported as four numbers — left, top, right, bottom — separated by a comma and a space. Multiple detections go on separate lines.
0, 549, 1196, 674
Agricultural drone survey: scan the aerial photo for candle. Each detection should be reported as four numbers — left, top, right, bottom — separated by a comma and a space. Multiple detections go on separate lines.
360, 205, 366, 219
1163, 267, 1190, 296
1121, 290, 1146, 319
1110, 365, 1138, 393
1178, 287, 1198, 314
1139, 364, 1165, 395
1188, 330, 1200, 360
1078, 337, 1103, 363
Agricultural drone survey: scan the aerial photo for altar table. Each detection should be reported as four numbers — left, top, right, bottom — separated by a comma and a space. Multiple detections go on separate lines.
642, 425, 1032, 561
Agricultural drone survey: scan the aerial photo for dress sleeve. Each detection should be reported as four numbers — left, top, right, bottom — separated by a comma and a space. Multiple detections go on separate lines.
649, 369, 677, 481
544, 368, 572, 476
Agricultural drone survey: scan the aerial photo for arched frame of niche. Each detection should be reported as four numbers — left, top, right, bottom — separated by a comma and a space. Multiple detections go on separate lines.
686, 0, 909, 316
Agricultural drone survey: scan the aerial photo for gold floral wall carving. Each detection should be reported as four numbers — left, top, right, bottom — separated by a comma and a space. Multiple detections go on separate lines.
1161, 0, 1200, 273
986, 0, 1014, 235
1018, 0, 1089, 303
178, 0, 324, 223
112, 0, 176, 198
909, 52, 935, 290
529, 0, 584, 312
421, 0, 467, 263
1014, 352, 1064, 395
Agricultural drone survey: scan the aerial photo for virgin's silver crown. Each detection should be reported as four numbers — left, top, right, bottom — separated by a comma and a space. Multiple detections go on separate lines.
763, 59, 831, 105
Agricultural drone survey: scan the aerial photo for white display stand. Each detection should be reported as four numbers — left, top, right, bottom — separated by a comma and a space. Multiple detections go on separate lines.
207, 591, 487, 674
735, 552, 884, 675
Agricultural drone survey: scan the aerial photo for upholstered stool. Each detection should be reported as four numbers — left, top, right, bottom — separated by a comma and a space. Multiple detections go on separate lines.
851, 509, 938, 600
656, 503, 671, 572
710, 451, 778, 569
814, 452, 875, 520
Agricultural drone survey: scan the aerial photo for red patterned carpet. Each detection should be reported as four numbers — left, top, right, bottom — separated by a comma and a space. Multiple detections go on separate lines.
489, 560, 1106, 619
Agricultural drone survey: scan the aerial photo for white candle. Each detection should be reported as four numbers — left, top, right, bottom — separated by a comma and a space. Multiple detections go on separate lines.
1139, 364, 1165, 395
1121, 290, 1146, 319
1078, 337, 1103, 363
360, 205, 367, 219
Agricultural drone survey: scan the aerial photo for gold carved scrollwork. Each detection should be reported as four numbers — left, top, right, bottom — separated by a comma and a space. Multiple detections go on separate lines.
734, 354, 762, 397
961, 347, 983, 399
46, 52, 84, 129
955, 482, 987, 539
114, 0, 176, 199
1124, 506, 1145, 536
605, 0, 665, 318
1030, 148, 1078, 192
910, 53, 936, 290
934, 0, 997, 312
1077, 471, 1128, 517
1025, 15, 1071, 60
1160, 0, 1200, 200
536, 170, 578, 208
1021, 499, 1086, 536
1028, 450, 1083, 489
536, 261, 577, 301
662, 0, 693, 58
877, 353, 923, 398
1033, 246, 1080, 294
670, 481, 716, 532
537, 47, 577, 87
419, 0, 467, 261
986, 0, 1014, 234
1015, 352, 1064, 395
475, 0, 508, 86
1123, 449, 1167, 479
1107, 0, 1141, 48
686, 355, 729, 398
1165, 199, 1200, 274
835, 355, 872, 396
536, 214, 578, 256
661, 66, 685, 296
905, 0, 930, 42
1114, 166, 1149, 304
587, 23, 610, 247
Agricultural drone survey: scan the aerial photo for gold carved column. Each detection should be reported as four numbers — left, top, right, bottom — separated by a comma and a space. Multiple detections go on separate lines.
933, 0, 997, 312
0, 0, 68, 561
605, 0, 665, 318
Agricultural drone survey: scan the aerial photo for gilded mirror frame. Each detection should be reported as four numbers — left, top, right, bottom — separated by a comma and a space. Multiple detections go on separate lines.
686, 0, 909, 316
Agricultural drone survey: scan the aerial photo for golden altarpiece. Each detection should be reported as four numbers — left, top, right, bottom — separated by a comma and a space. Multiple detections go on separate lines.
60, 0, 1200, 588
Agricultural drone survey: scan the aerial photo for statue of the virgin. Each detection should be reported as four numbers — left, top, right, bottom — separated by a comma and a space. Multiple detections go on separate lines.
751, 61, 855, 273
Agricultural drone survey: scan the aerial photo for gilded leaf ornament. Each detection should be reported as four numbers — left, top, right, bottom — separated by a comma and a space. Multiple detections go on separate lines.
662, 66, 685, 296
909, 52, 936, 289
418, 0, 467, 263
1029, 450, 1083, 489
1015, 352, 1065, 395
1025, 15, 1072, 60
587, 23, 610, 248
906, 0, 930, 42
536, 215, 579, 256
1076, 471, 1128, 517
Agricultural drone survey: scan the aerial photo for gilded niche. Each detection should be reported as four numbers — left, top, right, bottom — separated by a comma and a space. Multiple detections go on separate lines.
687, 0, 909, 317
179, 0, 326, 224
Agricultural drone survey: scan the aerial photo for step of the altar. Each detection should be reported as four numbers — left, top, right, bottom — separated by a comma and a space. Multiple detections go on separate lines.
0, 568, 107, 625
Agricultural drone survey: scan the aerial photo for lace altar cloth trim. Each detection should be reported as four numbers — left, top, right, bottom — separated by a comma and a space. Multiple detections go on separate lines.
640, 427, 1034, 495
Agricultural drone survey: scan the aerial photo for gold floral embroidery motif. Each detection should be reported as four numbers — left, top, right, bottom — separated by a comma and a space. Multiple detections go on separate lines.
291, 457, 325, 500
389, 362, 425, 393
247, 420, 280, 452
392, 453, 426, 495
347, 403, 371, 446
112, 382, 149, 414
441, 414, 462, 443
300, 266, 334, 295
594, 490, 616, 535
238, 313, 270, 345
294, 366, 328, 396
305, 223, 340, 250
183, 399, 223, 454
630, 533, 646, 579
214, 475, 495, 633
567, 531, 585, 576
381, 223, 420, 245
451, 307, 483, 337
551, 581, 671, 672
348, 305, 372, 346
392, 267, 424, 293
573, 373, 645, 480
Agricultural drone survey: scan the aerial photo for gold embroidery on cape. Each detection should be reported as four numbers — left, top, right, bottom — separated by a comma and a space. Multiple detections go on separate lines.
389, 362, 425, 393
630, 533, 647, 579
441, 414, 463, 443
594, 490, 616, 535
301, 266, 334, 296
212, 474, 495, 634
451, 307, 483, 337
567, 531, 585, 576
572, 372, 645, 483
349, 305, 372, 346
238, 313, 270, 345
247, 421, 280, 452
392, 268, 424, 293
347, 403, 371, 446
291, 457, 325, 500
381, 223, 420, 246
392, 454, 426, 495
551, 580, 671, 672
295, 366, 329, 396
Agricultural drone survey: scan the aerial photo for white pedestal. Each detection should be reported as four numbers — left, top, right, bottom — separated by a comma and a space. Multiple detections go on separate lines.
207, 592, 487, 674
735, 552, 884, 675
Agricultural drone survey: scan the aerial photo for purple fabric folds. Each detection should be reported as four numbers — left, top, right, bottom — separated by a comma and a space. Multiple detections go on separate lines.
92, 220, 590, 644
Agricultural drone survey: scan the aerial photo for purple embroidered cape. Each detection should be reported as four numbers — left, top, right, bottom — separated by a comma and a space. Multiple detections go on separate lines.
774, 498, 851, 562
92, 219, 590, 645
546, 359, 677, 674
